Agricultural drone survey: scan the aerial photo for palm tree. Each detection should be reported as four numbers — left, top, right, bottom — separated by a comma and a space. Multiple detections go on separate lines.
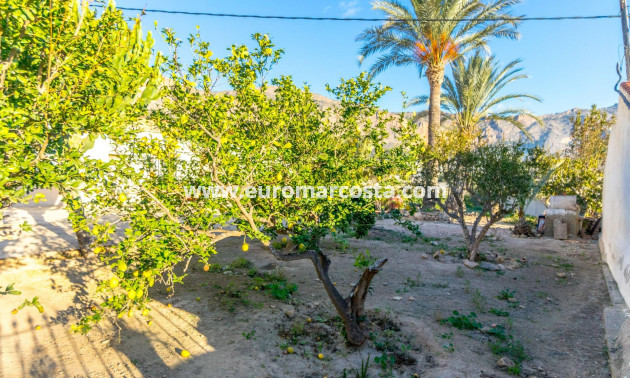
357, 0, 522, 149
433, 52, 541, 146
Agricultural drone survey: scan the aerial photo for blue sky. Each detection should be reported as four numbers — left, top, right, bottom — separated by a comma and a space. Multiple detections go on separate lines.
104, 0, 623, 115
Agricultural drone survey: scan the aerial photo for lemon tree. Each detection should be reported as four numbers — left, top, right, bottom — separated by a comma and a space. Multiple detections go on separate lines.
0, 0, 162, 253
77, 29, 419, 345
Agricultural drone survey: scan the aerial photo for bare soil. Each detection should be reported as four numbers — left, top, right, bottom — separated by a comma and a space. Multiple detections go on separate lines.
0, 219, 610, 377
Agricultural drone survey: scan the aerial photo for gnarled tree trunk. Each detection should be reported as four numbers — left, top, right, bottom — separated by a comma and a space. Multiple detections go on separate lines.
512, 205, 534, 237
268, 247, 387, 346
438, 192, 507, 261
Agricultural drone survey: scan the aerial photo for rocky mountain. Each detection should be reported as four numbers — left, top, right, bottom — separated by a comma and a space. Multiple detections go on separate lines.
309, 87, 617, 153
479, 104, 617, 153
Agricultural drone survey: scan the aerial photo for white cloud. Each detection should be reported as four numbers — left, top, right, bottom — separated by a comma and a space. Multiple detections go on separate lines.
339, 1, 360, 18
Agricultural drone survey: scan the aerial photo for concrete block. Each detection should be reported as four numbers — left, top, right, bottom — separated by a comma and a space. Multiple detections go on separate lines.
544, 212, 579, 237
553, 219, 568, 240
549, 195, 579, 211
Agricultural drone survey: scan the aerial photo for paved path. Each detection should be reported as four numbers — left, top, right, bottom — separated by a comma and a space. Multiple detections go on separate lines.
0, 207, 78, 259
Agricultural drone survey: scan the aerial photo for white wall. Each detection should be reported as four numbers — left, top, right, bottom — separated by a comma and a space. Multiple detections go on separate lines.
601, 84, 630, 306
525, 198, 547, 217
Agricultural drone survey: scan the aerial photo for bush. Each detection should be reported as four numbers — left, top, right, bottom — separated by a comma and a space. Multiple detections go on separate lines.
542, 106, 613, 216
438, 144, 534, 260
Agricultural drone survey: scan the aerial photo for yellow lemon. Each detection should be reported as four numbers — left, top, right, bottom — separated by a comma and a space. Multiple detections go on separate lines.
298, 243, 306, 252
307, 318, 312, 323
133, 271, 139, 277
167, 303, 173, 308
11, 309, 18, 315
109, 277, 119, 288
440, 249, 445, 254
136, 289, 143, 298
117, 312, 124, 319
254, 286, 259, 291
127, 310, 134, 317
196, 297, 201, 301
281, 237, 288, 245
242, 243, 249, 252
147, 320, 154, 326
117, 260, 127, 271
37, 305, 44, 313
276, 172, 282, 181
283, 142, 292, 149
148, 277, 155, 287
287, 347, 294, 354
166, 287, 172, 293
70, 324, 78, 331
35, 325, 41, 330
142, 270, 151, 278
142, 309, 149, 317
127, 290, 136, 300
180, 350, 191, 358
318, 353, 324, 359
118, 193, 127, 203
94, 246, 105, 254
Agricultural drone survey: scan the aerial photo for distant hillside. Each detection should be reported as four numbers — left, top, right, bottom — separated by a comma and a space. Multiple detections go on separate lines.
304, 86, 617, 153
479, 104, 617, 153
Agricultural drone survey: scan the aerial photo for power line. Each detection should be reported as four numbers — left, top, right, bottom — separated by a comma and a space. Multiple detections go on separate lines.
93, 5, 621, 23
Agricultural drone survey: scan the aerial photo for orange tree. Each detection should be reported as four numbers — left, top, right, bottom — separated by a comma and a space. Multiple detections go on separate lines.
0, 0, 162, 253
77, 31, 419, 346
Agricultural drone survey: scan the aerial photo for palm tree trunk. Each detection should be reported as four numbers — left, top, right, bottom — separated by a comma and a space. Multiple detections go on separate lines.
426, 66, 444, 149
422, 67, 444, 210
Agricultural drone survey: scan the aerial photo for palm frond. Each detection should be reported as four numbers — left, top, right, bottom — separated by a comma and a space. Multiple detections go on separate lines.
440, 52, 540, 139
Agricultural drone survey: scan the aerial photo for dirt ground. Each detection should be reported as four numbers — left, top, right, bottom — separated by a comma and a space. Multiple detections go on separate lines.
0, 218, 610, 377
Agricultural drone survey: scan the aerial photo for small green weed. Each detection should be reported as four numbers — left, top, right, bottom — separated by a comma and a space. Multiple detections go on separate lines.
497, 289, 516, 301
242, 330, 256, 340
249, 271, 297, 301
229, 257, 253, 269
489, 308, 509, 317
472, 289, 487, 312
343, 354, 370, 378
456, 266, 464, 278
489, 337, 529, 375
440, 311, 482, 330
374, 353, 395, 370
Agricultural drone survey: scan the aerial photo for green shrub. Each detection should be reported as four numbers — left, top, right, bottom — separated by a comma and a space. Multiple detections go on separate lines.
440, 311, 482, 330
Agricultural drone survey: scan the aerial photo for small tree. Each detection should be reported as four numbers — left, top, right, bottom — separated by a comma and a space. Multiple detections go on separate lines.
77, 32, 410, 346
438, 144, 534, 260
543, 106, 613, 216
